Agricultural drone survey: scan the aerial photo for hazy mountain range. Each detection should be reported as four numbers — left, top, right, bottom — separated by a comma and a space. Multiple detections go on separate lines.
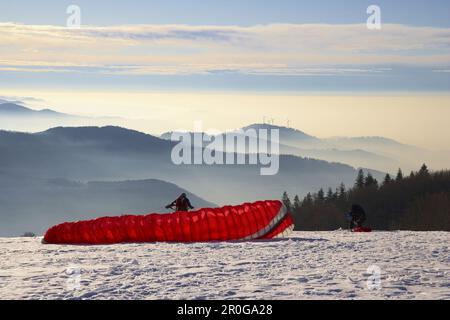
1, 100, 447, 236
162, 123, 448, 173
0, 125, 381, 200
2, 101, 447, 173
0, 124, 383, 236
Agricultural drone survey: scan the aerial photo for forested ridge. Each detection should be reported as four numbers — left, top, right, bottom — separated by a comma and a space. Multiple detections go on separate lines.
283, 165, 450, 231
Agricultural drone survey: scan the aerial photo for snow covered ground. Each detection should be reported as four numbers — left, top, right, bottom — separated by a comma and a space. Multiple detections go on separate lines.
0, 231, 449, 300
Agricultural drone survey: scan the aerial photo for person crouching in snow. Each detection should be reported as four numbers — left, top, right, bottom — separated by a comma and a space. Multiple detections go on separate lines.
166, 193, 195, 212
347, 204, 366, 230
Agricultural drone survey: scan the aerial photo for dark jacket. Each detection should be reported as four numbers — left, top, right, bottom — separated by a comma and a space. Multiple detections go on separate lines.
166, 195, 194, 212
348, 204, 366, 229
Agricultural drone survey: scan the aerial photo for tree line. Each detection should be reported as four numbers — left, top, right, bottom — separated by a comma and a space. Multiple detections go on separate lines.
282, 164, 450, 231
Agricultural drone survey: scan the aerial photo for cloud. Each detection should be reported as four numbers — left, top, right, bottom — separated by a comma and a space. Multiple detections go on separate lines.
0, 22, 449, 76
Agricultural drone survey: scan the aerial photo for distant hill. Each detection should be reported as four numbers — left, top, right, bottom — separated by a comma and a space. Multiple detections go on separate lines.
161, 123, 408, 172
0, 98, 23, 105
0, 101, 125, 133
0, 126, 384, 207
0, 102, 71, 118
0, 175, 215, 237
0, 103, 31, 114
241, 123, 320, 145
40, 126, 171, 152
161, 123, 319, 147
326, 136, 405, 147
244, 124, 427, 173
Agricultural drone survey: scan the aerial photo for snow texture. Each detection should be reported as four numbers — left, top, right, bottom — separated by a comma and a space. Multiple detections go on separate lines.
0, 231, 449, 300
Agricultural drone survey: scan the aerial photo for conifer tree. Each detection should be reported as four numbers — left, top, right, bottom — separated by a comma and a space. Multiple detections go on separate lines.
282, 191, 292, 210
355, 169, 365, 189
317, 188, 325, 202
338, 183, 346, 200
419, 164, 430, 176
326, 188, 334, 201
304, 193, 313, 206
364, 173, 376, 187
396, 168, 404, 181
383, 173, 392, 186
293, 195, 301, 211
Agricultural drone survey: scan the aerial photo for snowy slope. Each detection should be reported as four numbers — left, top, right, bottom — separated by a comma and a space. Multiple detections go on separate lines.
0, 231, 449, 300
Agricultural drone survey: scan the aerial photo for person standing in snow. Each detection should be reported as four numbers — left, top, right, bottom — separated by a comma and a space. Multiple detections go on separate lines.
347, 204, 366, 230
165, 193, 195, 212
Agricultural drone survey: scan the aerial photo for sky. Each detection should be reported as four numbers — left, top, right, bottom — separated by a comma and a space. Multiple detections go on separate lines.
1, 0, 450, 148
2, 0, 450, 27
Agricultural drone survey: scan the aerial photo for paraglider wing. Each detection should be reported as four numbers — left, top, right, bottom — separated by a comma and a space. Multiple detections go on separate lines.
43, 200, 294, 245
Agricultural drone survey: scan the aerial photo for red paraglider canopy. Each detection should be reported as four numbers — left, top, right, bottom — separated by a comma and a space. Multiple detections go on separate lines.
43, 200, 294, 245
